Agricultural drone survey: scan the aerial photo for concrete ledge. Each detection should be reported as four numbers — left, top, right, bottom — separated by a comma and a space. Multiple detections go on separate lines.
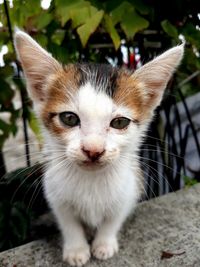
1, 184, 200, 267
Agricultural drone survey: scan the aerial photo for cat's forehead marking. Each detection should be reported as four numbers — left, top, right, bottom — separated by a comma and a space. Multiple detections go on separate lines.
75, 64, 145, 121
77, 82, 113, 118
75, 63, 119, 97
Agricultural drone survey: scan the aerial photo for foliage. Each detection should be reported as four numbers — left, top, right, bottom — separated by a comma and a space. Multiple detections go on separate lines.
0, 0, 200, 251
0, 164, 46, 251
0, 65, 19, 151
183, 175, 199, 187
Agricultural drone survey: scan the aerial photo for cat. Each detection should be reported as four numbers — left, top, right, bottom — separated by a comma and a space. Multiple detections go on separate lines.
14, 30, 184, 267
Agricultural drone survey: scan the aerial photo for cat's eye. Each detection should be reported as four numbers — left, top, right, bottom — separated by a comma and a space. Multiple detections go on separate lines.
110, 117, 131, 129
59, 112, 80, 127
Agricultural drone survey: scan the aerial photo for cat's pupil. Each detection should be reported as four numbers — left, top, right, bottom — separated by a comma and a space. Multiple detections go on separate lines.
59, 112, 80, 127
110, 117, 130, 129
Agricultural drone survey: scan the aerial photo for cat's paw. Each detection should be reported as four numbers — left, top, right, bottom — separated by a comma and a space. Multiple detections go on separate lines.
63, 245, 91, 266
92, 238, 118, 260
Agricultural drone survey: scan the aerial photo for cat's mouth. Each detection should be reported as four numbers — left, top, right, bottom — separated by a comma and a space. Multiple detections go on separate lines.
78, 160, 106, 170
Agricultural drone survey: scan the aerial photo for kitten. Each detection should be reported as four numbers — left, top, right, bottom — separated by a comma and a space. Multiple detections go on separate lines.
14, 30, 184, 267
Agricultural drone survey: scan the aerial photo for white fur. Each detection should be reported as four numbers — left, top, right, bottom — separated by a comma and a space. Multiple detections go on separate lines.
14, 30, 184, 266
43, 84, 142, 265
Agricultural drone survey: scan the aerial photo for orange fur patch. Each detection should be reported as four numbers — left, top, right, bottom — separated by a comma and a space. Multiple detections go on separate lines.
41, 64, 80, 135
113, 72, 146, 121
114, 71, 161, 122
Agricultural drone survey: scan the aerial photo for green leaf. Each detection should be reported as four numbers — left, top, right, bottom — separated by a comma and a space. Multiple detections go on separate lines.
182, 47, 200, 72
55, 0, 90, 26
34, 34, 48, 47
11, 203, 29, 241
71, 6, 98, 28
183, 175, 198, 187
182, 23, 200, 49
0, 119, 10, 132
51, 30, 65, 45
111, 2, 131, 25
0, 31, 9, 46
77, 10, 104, 47
0, 118, 12, 148
104, 14, 121, 50
0, 65, 13, 78
161, 20, 178, 39
102, 0, 125, 13
32, 13, 53, 30
121, 7, 149, 39
111, 1, 149, 38
48, 42, 70, 63
130, 0, 151, 15
9, 0, 41, 27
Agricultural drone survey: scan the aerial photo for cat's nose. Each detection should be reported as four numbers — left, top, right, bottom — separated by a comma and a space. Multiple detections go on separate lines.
82, 147, 105, 162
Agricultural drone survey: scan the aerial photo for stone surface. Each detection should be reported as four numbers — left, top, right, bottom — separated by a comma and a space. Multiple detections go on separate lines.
1, 184, 200, 267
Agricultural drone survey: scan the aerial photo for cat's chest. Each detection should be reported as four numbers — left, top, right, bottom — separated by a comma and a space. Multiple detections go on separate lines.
67, 174, 124, 224
44, 166, 132, 225
71, 183, 112, 226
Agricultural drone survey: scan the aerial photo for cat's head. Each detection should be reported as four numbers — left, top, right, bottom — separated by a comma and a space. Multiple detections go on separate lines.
14, 30, 184, 170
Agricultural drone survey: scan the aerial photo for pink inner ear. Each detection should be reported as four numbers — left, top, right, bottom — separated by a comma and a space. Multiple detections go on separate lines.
145, 79, 167, 90
131, 45, 184, 112
14, 31, 61, 103
33, 82, 45, 101
143, 78, 168, 103
25, 71, 47, 102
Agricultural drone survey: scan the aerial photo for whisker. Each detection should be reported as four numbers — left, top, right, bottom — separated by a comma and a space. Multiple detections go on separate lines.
11, 164, 44, 203
27, 178, 43, 211
140, 147, 185, 160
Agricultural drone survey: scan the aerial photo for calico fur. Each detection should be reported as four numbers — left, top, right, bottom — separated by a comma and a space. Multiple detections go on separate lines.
14, 30, 184, 267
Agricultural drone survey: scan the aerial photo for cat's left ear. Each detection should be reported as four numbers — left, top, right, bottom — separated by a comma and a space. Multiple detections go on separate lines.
132, 44, 184, 108
14, 29, 61, 103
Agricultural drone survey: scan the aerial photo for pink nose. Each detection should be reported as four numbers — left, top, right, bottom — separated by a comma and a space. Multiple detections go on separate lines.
82, 147, 105, 162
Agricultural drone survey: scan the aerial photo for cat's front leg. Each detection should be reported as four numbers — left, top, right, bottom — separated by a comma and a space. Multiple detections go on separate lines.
53, 205, 90, 266
92, 214, 125, 260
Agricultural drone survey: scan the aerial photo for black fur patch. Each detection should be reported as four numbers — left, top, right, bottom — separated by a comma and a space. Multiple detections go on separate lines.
75, 63, 119, 97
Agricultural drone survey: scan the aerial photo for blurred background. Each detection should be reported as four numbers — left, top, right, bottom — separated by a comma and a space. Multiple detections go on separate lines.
0, 0, 199, 253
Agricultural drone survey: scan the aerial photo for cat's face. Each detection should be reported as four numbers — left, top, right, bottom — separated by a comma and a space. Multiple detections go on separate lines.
35, 64, 144, 169
14, 31, 184, 170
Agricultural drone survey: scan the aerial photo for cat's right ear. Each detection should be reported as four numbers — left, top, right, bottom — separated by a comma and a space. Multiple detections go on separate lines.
14, 29, 61, 103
